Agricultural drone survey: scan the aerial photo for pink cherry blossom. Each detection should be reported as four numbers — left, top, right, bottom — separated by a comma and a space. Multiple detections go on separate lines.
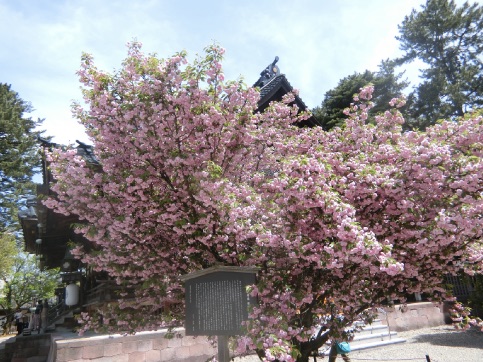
44, 43, 483, 362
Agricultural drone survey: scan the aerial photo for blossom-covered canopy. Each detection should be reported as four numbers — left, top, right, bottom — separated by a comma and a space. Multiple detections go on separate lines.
45, 43, 483, 362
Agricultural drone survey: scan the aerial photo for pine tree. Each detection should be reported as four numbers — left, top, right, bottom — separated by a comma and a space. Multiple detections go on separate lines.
312, 60, 408, 130
0, 84, 44, 232
396, 0, 483, 129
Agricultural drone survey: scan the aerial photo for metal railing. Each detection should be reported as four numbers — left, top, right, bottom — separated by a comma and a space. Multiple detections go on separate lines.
47, 301, 68, 328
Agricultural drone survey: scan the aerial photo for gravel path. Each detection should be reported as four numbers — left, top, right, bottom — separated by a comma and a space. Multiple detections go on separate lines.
233, 325, 483, 362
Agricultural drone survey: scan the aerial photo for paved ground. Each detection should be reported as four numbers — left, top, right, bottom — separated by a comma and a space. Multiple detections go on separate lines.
349, 325, 483, 362
233, 325, 483, 362
0, 333, 16, 345
1, 325, 482, 362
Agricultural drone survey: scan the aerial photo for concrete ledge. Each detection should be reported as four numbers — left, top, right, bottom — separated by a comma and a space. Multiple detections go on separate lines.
54, 328, 216, 362
381, 302, 446, 332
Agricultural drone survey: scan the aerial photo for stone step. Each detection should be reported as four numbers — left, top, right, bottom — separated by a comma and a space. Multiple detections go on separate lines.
313, 319, 385, 339
350, 337, 407, 352
353, 319, 392, 336
356, 324, 390, 336
351, 331, 399, 346
319, 337, 406, 356
318, 318, 405, 355
353, 318, 384, 328
351, 320, 405, 351
46, 310, 76, 331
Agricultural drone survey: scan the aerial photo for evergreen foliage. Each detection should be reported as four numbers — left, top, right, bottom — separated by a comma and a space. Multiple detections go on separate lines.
312, 61, 408, 130
0, 232, 17, 280
0, 84, 44, 232
314, 0, 483, 131
396, 0, 483, 128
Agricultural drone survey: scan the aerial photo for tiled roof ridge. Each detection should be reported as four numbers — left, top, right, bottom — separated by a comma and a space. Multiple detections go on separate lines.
259, 73, 288, 99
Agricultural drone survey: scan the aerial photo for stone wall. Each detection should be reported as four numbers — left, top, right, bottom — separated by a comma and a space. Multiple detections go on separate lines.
53, 328, 216, 362
381, 302, 447, 332
6, 302, 448, 361
4, 333, 51, 362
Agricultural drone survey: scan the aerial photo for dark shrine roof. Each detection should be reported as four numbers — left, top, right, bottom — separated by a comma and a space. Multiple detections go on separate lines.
253, 57, 320, 127
38, 137, 100, 166
75, 140, 100, 166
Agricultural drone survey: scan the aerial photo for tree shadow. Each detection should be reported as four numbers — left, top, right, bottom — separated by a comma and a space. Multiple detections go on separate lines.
412, 327, 483, 350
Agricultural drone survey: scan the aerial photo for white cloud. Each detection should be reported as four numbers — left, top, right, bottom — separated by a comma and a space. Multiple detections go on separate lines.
0, 0, 449, 144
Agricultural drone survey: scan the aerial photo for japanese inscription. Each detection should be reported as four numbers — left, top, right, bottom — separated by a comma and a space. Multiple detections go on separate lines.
183, 267, 257, 336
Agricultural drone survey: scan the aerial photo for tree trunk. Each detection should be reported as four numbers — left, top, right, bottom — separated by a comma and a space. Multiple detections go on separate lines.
1, 308, 14, 335
255, 332, 332, 362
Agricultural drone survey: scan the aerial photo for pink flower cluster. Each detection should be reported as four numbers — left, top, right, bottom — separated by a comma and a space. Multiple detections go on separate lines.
44, 43, 483, 360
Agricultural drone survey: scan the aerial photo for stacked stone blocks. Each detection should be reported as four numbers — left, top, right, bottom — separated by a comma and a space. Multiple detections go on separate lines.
54, 328, 216, 362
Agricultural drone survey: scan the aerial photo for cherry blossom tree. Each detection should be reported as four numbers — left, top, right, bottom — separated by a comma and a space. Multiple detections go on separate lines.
44, 42, 483, 362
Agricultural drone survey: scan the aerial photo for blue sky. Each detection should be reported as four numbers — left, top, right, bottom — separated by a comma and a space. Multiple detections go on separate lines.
0, 0, 470, 144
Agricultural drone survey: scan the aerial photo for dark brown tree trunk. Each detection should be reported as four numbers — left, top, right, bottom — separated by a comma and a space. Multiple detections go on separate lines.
295, 332, 331, 362
255, 331, 332, 362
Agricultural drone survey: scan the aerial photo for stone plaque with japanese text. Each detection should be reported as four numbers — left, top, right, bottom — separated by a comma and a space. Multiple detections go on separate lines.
182, 266, 258, 336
